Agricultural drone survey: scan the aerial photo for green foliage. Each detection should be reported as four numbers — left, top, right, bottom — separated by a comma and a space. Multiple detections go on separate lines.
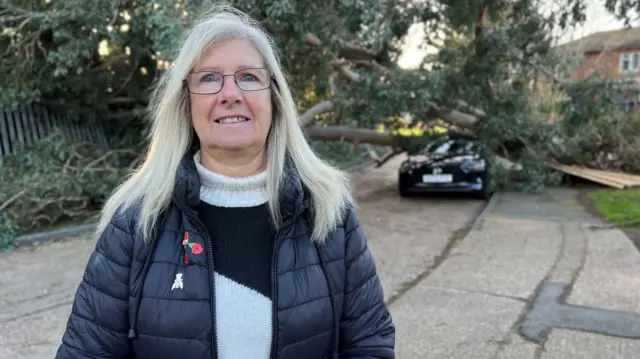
0, 130, 140, 249
552, 111, 640, 173
0, 212, 21, 251
0, 0, 435, 130
3, 0, 640, 239
334, 69, 440, 129
310, 141, 387, 169
1, 0, 209, 132
535, 71, 640, 174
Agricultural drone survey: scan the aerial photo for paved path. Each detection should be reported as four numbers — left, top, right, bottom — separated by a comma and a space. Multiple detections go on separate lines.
0, 155, 486, 358
391, 187, 640, 358
4, 154, 638, 359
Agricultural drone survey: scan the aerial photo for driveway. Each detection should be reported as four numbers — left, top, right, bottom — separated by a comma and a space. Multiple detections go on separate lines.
0, 156, 486, 358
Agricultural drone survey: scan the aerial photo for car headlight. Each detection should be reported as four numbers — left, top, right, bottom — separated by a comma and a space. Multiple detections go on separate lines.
461, 159, 485, 172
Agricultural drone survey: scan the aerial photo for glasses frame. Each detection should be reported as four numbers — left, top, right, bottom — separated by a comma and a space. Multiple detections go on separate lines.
184, 67, 275, 95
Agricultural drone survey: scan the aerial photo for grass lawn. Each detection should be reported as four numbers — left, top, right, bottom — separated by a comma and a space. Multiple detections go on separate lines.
588, 188, 640, 229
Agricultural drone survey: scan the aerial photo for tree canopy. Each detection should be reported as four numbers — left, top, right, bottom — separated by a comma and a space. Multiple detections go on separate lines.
2, 0, 640, 244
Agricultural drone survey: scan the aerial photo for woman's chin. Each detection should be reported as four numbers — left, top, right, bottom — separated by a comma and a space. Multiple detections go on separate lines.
205, 137, 263, 152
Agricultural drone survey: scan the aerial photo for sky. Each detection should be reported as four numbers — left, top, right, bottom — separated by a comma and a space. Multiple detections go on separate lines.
397, 0, 640, 69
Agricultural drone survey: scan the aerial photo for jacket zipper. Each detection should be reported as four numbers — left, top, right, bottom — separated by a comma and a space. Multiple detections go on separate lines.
180, 182, 218, 359
179, 177, 304, 359
270, 197, 304, 358
270, 229, 283, 359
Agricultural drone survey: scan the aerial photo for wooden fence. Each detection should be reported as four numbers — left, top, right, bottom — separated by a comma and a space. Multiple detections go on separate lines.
0, 104, 109, 159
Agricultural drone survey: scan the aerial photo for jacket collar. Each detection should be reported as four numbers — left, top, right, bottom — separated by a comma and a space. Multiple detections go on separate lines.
172, 142, 308, 224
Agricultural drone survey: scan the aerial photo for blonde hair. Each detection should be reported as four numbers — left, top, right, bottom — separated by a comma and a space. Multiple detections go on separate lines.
96, 5, 353, 243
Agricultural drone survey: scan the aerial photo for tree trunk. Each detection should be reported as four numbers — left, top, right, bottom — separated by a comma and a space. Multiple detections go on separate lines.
304, 126, 400, 147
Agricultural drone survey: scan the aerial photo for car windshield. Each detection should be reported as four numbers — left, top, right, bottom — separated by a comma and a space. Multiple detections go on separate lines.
424, 140, 474, 155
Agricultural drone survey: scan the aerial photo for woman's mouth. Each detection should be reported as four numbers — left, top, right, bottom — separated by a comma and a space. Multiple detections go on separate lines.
215, 117, 250, 124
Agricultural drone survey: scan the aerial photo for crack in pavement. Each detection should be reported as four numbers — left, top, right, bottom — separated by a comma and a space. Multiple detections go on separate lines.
386, 223, 476, 306
532, 343, 546, 359
492, 219, 589, 358
515, 220, 640, 345
490, 271, 552, 359
384, 196, 490, 306
519, 282, 640, 343
419, 284, 529, 304
0, 300, 73, 324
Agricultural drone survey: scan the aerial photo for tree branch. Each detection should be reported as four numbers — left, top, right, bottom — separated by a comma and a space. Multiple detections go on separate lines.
337, 39, 378, 61
299, 97, 480, 134
305, 32, 322, 46
0, 190, 25, 212
305, 32, 379, 62
374, 149, 403, 168
300, 100, 334, 126
79, 149, 138, 179
337, 65, 361, 81
527, 59, 569, 84
305, 125, 401, 147
301, 33, 483, 131
350, 59, 389, 73
426, 102, 479, 128
456, 100, 487, 118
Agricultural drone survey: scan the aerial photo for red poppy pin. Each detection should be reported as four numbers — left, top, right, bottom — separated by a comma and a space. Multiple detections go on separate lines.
182, 232, 203, 265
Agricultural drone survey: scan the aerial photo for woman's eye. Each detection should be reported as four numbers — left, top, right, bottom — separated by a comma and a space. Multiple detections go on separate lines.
201, 73, 219, 82
240, 73, 257, 81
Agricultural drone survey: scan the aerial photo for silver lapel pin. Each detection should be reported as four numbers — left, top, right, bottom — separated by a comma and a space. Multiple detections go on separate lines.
171, 273, 184, 291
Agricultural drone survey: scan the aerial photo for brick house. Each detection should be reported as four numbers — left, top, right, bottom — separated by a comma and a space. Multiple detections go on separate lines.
557, 27, 640, 111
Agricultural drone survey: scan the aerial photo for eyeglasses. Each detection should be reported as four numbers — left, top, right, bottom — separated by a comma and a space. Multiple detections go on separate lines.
185, 68, 273, 94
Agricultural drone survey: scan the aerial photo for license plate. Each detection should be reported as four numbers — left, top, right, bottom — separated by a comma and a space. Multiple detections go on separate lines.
422, 174, 453, 183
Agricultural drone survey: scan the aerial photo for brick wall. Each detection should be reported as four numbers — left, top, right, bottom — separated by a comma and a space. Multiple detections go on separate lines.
573, 49, 640, 80
572, 49, 640, 111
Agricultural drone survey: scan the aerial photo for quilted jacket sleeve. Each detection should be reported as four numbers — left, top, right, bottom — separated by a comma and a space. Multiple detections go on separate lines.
340, 207, 395, 358
55, 214, 134, 358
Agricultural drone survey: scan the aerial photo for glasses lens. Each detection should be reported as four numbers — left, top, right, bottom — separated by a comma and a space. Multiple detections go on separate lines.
235, 68, 270, 91
187, 69, 271, 94
188, 72, 223, 94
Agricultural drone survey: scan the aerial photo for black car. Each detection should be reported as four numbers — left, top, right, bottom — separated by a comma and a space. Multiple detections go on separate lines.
398, 137, 491, 198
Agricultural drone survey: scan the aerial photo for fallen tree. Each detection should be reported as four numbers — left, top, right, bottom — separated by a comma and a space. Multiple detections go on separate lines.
2, 0, 640, 246
0, 129, 142, 248
292, 1, 640, 179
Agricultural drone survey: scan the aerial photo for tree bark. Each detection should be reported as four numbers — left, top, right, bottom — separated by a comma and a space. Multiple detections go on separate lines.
426, 103, 479, 128
300, 99, 479, 130
306, 33, 378, 62
300, 100, 334, 126
304, 126, 400, 147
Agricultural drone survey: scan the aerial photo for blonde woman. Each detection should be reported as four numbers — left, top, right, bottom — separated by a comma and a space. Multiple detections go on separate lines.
55, 5, 395, 359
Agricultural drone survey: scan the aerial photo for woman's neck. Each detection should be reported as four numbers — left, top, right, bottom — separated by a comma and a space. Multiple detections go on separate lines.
198, 146, 267, 178
194, 150, 268, 208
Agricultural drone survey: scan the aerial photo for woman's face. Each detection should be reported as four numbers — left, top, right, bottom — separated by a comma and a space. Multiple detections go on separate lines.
188, 38, 273, 155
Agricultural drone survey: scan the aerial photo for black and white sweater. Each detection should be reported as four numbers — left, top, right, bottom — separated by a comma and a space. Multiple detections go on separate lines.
193, 151, 274, 359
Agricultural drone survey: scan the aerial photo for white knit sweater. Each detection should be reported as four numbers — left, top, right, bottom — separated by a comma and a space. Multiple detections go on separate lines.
193, 150, 272, 359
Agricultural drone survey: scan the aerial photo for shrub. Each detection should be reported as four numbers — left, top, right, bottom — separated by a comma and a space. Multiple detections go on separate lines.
0, 130, 141, 250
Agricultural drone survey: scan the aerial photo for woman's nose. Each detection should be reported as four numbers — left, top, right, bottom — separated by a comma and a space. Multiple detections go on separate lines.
218, 76, 242, 104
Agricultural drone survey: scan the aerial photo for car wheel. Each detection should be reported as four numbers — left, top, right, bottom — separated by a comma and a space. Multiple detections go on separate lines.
398, 180, 410, 197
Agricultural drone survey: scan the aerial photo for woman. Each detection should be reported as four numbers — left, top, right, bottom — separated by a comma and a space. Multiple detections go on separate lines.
55, 5, 395, 359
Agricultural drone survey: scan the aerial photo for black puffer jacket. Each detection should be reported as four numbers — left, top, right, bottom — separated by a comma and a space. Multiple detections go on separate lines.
55, 150, 395, 359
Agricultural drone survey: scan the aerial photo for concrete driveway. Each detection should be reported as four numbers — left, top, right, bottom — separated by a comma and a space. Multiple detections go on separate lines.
0, 156, 487, 358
